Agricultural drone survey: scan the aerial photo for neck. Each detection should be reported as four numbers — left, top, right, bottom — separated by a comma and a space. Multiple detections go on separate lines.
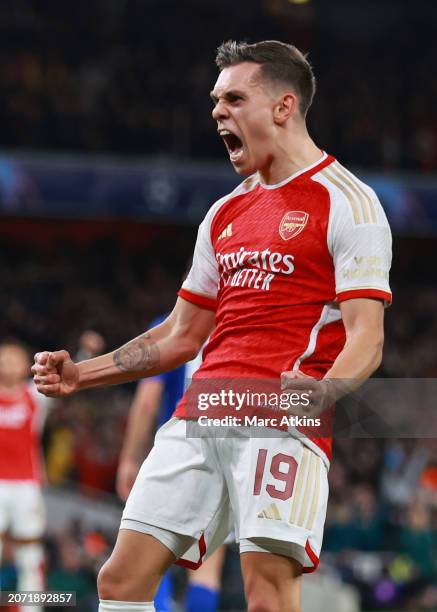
259, 125, 322, 185
0, 381, 22, 393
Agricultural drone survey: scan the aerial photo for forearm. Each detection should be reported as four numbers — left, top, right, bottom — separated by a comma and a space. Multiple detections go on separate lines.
323, 330, 383, 398
77, 323, 198, 391
320, 298, 385, 400
119, 383, 162, 463
33, 299, 213, 398
120, 404, 155, 463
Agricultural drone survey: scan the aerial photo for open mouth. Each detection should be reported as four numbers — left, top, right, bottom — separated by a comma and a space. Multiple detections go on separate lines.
220, 130, 244, 161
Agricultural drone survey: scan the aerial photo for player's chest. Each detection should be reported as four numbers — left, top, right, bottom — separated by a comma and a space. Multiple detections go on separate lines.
212, 186, 331, 284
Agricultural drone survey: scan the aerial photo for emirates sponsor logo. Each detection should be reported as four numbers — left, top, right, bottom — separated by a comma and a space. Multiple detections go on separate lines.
216, 246, 295, 292
279, 211, 308, 240
216, 247, 294, 276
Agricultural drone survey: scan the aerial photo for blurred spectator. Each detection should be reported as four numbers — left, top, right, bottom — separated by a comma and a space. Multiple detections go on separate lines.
381, 442, 429, 507
47, 532, 96, 611
0, 0, 435, 171
397, 501, 436, 582
325, 484, 386, 554
75, 331, 106, 362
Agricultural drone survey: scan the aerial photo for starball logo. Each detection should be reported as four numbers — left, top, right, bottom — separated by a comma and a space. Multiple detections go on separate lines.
216, 247, 295, 291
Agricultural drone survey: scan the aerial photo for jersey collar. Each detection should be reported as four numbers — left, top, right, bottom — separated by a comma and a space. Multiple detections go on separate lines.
259, 151, 332, 190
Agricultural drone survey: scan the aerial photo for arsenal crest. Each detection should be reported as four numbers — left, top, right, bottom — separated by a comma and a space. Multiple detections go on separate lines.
279, 211, 309, 240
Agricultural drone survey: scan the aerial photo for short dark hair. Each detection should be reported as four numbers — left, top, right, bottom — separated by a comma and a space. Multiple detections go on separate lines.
215, 40, 316, 117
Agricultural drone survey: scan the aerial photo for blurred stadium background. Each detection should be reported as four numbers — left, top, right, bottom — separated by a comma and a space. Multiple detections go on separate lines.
0, 0, 436, 610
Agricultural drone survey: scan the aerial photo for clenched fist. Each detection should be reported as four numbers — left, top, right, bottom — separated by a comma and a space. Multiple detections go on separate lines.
280, 369, 335, 418
32, 350, 79, 397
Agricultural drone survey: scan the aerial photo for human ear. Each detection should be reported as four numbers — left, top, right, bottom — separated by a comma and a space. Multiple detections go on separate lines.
273, 93, 297, 124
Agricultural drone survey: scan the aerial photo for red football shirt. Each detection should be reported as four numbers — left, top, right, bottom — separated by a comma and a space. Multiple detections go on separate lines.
175, 153, 392, 464
0, 382, 48, 482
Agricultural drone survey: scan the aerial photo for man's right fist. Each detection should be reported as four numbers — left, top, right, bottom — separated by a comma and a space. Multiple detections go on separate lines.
31, 350, 79, 397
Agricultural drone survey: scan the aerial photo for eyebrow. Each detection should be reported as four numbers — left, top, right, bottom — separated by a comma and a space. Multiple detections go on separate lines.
210, 89, 246, 104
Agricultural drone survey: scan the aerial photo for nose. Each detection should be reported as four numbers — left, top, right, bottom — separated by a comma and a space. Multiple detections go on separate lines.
212, 100, 229, 121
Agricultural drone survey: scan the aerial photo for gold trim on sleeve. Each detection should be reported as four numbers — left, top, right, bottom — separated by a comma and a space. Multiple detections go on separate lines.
337, 163, 377, 223
321, 167, 361, 225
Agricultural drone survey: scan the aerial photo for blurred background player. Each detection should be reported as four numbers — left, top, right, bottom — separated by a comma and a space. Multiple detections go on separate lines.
117, 313, 225, 612
0, 339, 48, 612
0, 334, 105, 612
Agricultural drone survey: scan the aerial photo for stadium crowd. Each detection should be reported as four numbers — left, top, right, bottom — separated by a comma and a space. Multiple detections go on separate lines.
1, 0, 436, 172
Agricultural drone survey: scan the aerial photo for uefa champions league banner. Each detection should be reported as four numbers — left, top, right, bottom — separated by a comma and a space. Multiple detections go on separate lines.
0, 154, 239, 222
0, 153, 436, 232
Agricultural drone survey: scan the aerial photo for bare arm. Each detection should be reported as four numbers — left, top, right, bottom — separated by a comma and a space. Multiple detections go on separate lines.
33, 297, 215, 397
116, 378, 163, 501
282, 298, 385, 413
325, 298, 384, 381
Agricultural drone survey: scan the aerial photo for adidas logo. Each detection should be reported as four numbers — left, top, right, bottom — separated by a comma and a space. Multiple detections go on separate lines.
217, 223, 233, 241
257, 503, 282, 520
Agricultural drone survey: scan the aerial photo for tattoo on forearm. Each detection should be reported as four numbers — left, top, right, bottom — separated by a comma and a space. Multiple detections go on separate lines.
113, 333, 160, 372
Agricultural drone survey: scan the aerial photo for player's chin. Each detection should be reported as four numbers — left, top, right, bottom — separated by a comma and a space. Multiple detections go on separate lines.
230, 155, 255, 176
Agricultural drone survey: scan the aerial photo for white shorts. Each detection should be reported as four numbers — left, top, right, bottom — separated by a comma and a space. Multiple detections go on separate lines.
0, 481, 46, 539
121, 418, 328, 573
